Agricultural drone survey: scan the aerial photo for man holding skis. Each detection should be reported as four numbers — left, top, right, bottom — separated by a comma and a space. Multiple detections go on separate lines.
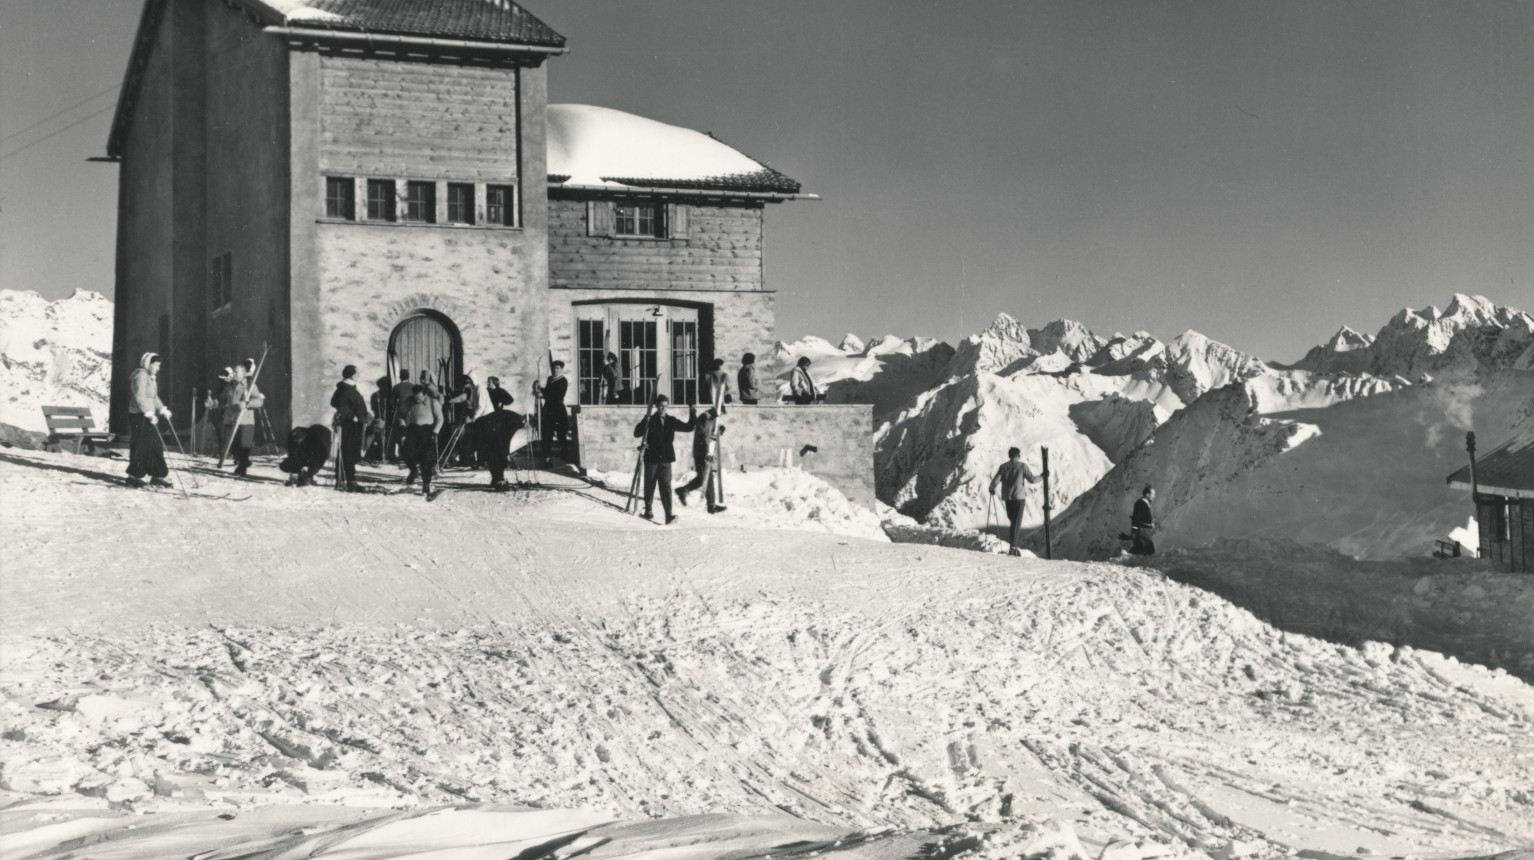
989, 447, 1042, 556
633, 394, 695, 523
535, 360, 572, 462
677, 407, 726, 514
125, 352, 173, 488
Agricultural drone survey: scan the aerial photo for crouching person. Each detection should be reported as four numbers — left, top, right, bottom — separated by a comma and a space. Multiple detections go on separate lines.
397, 383, 444, 501
471, 407, 525, 490
280, 424, 333, 487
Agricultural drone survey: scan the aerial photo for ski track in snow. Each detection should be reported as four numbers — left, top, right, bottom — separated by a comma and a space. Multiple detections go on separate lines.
2, 451, 1532, 859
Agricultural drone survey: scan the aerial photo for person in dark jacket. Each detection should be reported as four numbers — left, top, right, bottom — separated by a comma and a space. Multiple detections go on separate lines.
737, 353, 761, 405
535, 360, 571, 461
633, 394, 696, 523
330, 364, 369, 491
601, 353, 622, 404
470, 408, 525, 490
445, 372, 480, 466
365, 376, 391, 461
989, 447, 1043, 556
1129, 485, 1156, 555
396, 383, 444, 500
677, 407, 726, 514
386, 369, 411, 462
280, 424, 332, 487
485, 376, 514, 412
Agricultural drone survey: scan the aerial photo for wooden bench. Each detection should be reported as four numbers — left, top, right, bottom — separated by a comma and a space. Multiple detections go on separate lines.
41, 405, 114, 455
1434, 537, 1463, 559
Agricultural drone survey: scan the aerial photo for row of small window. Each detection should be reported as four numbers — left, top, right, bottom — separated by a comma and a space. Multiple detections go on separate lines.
324, 177, 520, 227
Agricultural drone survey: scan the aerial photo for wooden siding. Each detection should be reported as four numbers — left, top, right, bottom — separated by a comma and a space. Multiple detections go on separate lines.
319, 56, 519, 180
548, 198, 764, 291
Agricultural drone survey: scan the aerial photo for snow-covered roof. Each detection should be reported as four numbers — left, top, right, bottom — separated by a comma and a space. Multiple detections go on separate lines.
546, 105, 807, 197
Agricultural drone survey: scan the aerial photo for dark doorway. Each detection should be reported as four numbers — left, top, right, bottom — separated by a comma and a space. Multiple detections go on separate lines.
388, 311, 461, 395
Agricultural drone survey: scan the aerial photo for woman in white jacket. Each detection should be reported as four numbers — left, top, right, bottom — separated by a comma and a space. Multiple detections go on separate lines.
126, 352, 173, 488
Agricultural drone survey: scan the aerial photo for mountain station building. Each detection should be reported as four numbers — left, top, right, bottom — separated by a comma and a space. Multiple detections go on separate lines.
104, 0, 874, 503
1448, 431, 1534, 573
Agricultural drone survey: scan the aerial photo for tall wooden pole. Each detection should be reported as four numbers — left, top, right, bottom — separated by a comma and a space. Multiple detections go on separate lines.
1466, 432, 1480, 559
1041, 447, 1052, 560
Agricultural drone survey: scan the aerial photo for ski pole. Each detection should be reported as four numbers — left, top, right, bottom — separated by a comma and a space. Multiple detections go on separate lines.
150, 419, 192, 501
163, 420, 202, 489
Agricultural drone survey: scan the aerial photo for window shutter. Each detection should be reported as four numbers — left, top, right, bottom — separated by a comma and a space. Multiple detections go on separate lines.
588, 201, 614, 237
667, 203, 689, 238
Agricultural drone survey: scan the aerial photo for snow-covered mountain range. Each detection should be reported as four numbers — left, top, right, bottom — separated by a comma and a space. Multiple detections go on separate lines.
4, 287, 1528, 561
0, 289, 113, 442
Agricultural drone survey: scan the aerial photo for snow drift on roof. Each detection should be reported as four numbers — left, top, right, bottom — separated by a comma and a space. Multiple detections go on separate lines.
547, 104, 801, 194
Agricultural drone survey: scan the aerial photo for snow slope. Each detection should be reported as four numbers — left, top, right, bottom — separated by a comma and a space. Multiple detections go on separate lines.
2, 449, 1532, 859
1045, 371, 1534, 561
0, 289, 113, 437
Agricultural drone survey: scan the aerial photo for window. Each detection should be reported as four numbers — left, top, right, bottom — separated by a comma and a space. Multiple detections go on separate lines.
325, 176, 355, 220
577, 319, 606, 404
404, 181, 436, 223
670, 319, 699, 405
208, 252, 232, 314
486, 184, 517, 227
446, 183, 474, 224
614, 201, 663, 238
366, 179, 395, 221
618, 319, 660, 405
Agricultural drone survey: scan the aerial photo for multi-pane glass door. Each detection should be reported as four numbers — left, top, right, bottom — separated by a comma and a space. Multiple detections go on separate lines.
575, 304, 701, 406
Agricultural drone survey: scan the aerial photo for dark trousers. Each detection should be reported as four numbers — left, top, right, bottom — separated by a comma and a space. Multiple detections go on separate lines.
339, 421, 363, 485
127, 414, 168, 479
643, 461, 674, 516
228, 425, 254, 470
1129, 526, 1156, 556
486, 431, 512, 485
403, 425, 438, 490
542, 405, 570, 457
680, 453, 716, 508
1004, 499, 1024, 548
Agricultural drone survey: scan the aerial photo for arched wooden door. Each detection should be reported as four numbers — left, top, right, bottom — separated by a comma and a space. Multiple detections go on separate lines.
388, 311, 461, 394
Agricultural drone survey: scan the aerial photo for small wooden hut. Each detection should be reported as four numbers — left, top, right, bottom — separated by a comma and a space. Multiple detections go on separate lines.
1447, 430, 1534, 572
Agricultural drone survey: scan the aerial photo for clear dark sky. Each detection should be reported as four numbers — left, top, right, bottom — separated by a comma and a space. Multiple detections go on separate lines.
3, 1, 1531, 361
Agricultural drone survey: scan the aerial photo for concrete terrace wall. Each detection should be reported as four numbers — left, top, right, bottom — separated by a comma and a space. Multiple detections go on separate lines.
577, 404, 874, 507
293, 55, 551, 425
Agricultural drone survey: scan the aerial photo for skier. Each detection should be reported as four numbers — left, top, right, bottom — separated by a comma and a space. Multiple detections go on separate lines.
330, 364, 369, 491
1129, 485, 1157, 556
601, 352, 623, 404
737, 352, 761, 405
445, 372, 481, 466
387, 369, 411, 461
366, 376, 391, 462
279, 424, 332, 487
125, 351, 173, 488
704, 358, 731, 414
223, 358, 264, 477
485, 376, 514, 412
396, 383, 444, 501
471, 407, 525, 490
677, 407, 726, 514
988, 447, 1042, 556
633, 394, 696, 523
790, 356, 818, 405
535, 360, 571, 462
203, 366, 233, 457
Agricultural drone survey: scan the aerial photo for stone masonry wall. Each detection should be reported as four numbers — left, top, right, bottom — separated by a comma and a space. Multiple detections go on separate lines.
310, 222, 545, 423
576, 404, 874, 507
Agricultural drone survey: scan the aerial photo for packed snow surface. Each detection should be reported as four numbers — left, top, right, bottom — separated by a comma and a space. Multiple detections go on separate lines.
2, 449, 1532, 859
548, 105, 780, 189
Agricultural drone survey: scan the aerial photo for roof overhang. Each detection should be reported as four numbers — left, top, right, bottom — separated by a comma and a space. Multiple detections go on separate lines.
263, 26, 569, 57
1447, 480, 1534, 499
549, 183, 819, 203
